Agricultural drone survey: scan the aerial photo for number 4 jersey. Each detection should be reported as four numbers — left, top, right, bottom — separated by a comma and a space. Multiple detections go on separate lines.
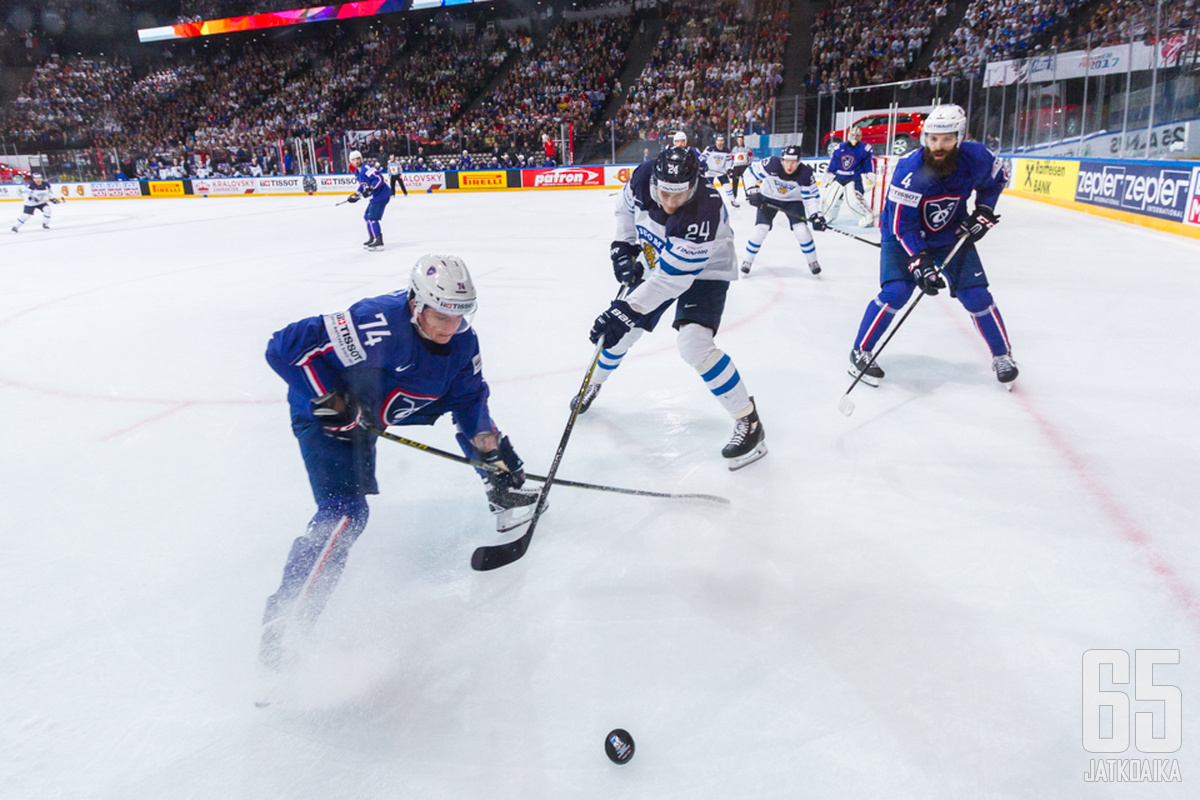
614, 160, 738, 314
265, 290, 492, 435
881, 141, 1007, 255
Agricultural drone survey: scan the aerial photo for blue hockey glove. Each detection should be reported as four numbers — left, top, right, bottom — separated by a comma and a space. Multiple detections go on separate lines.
480, 434, 526, 490
311, 391, 362, 440
808, 212, 828, 231
346, 193, 361, 203
360, 186, 373, 198
610, 240, 643, 286
957, 206, 999, 243
907, 251, 946, 296
746, 186, 764, 207
589, 299, 641, 348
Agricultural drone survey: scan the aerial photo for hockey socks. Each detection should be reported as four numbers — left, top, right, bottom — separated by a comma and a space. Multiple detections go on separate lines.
679, 324, 751, 417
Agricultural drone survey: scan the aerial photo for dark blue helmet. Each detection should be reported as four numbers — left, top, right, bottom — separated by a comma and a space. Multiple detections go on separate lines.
781, 144, 803, 161
651, 147, 699, 206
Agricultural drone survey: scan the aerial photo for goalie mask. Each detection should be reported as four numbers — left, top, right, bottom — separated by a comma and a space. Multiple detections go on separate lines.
651, 147, 700, 207
409, 254, 478, 333
920, 104, 967, 148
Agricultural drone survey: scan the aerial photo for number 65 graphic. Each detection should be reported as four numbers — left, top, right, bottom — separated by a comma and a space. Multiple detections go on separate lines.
1083, 649, 1182, 753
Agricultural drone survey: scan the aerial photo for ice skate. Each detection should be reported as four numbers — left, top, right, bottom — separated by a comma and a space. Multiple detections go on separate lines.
570, 383, 601, 414
42, 223, 50, 230
364, 236, 384, 251
808, 260, 822, 276
849, 349, 884, 387
992, 353, 1019, 388
11, 226, 18, 233
730, 198, 741, 207
488, 484, 542, 531
722, 397, 767, 470
740, 258, 753, 275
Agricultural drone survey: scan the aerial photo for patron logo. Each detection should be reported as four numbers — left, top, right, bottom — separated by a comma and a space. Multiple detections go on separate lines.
459, 171, 506, 190
523, 167, 604, 189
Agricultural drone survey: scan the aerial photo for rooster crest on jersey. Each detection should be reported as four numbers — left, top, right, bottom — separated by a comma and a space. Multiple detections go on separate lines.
651, 147, 700, 205
920, 104, 967, 147
409, 254, 478, 330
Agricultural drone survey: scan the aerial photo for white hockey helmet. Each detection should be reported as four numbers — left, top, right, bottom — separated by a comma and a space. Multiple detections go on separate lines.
920, 104, 967, 148
409, 254, 478, 331
348, 150, 363, 162
673, 130, 688, 146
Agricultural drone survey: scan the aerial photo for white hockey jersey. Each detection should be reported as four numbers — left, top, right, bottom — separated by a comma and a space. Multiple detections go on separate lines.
748, 157, 821, 216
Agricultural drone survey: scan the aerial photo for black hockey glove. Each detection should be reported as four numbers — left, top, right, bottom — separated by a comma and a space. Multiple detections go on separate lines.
907, 251, 946, 296
610, 240, 643, 286
346, 193, 361, 203
360, 186, 373, 198
589, 299, 641, 348
311, 391, 362, 440
480, 434, 526, 491
746, 186, 764, 207
808, 212, 828, 231
49, 196, 62, 204
957, 206, 999, 243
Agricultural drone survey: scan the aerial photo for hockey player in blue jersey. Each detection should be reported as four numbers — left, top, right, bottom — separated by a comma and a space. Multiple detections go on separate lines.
11, 174, 61, 232
848, 104, 1017, 387
345, 150, 392, 251
740, 145, 827, 276
823, 126, 877, 227
582, 148, 767, 470
257, 255, 538, 670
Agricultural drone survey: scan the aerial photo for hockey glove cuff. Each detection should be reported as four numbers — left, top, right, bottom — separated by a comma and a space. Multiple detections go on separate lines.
907, 251, 946, 296
311, 391, 363, 440
480, 434, 526, 490
347, 193, 361, 203
808, 212, 828, 231
610, 240, 644, 286
590, 299, 641, 348
746, 186, 764, 207
957, 206, 999, 242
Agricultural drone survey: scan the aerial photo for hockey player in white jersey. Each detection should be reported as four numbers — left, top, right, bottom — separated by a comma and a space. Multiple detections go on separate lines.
581, 148, 767, 470
702, 135, 739, 207
740, 145, 827, 276
12, 174, 61, 232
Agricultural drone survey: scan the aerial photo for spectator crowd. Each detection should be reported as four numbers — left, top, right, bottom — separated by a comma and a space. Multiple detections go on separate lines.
808, 0, 943, 93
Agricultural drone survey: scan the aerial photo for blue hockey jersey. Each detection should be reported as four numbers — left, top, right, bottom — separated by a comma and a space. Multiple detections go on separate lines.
881, 141, 1007, 254
265, 290, 491, 435
827, 141, 875, 182
354, 162, 392, 201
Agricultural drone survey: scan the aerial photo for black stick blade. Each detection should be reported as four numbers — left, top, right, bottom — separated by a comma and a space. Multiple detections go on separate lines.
471, 530, 534, 571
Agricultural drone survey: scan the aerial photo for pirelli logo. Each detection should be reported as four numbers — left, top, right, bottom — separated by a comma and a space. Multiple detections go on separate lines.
323, 311, 367, 366
459, 171, 506, 190
888, 185, 922, 208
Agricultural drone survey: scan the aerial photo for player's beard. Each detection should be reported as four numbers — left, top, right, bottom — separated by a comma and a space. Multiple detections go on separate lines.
923, 146, 958, 177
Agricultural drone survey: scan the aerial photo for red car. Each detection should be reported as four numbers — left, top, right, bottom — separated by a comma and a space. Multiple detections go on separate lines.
1, 164, 33, 183
823, 112, 926, 156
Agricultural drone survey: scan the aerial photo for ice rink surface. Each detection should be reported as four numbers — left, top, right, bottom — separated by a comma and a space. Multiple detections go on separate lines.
1, 186, 1198, 798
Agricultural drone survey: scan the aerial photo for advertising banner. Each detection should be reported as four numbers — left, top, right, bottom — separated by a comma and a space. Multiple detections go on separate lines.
0, 184, 26, 200
1074, 160, 1195, 222
985, 35, 1189, 86
1013, 159, 1081, 201
457, 171, 507, 190
521, 166, 605, 189
193, 177, 258, 196
603, 165, 636, 187
398, 171, 446, 192
1185, 168, 1200, 227
148, 181, 186, 197
254, 176, 304, 193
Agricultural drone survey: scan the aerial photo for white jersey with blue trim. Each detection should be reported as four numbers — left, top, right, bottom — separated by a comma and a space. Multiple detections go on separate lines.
25, 181, 56, 206
702, 146, 732, 177
748, 157, 820, 216
614, 160, 738, 314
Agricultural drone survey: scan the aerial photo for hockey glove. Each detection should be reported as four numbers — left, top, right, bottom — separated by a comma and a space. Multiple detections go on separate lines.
360, 186, 373, 198
746, 186, 764, 207
49, 196, 62, 204
957, 206, 999, 243
346, 193, 361, 203
480, 434, 526, 491
808, 212, 828, 231
589, 299, 641, 348
907, 251, 946, 296
610, 240, 643, 286
311, 391, 362, 440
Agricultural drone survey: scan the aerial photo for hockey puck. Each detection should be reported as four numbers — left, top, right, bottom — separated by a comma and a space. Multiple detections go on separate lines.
605, 728, 635, 764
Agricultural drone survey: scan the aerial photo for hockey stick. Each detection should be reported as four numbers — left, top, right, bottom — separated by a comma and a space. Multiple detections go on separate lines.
763, 199, 879, 247
824, 225, 881, 248
471, 337, 607, 571
362, 421, 728, 504
838, 233, 970, 417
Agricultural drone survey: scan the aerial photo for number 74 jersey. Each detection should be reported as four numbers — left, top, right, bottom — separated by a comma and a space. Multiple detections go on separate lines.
613, 161, 738, 313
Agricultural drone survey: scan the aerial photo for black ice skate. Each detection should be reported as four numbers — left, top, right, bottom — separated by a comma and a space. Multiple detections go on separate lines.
487, 484, 543, 532
570, 383, 601, 414
364, 236, 384, 251
722, 397, 767, 470
992, 353, 1019, 389
740, 258, 753, 275
808, 260, 822, 275
848, 349, 884, 387
42, 223, 50, 229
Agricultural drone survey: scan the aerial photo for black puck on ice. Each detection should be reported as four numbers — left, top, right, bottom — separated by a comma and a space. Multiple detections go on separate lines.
605, 728, 635, 764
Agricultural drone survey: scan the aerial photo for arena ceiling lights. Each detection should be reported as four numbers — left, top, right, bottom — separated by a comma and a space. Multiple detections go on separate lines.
137, 0, 489, 43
